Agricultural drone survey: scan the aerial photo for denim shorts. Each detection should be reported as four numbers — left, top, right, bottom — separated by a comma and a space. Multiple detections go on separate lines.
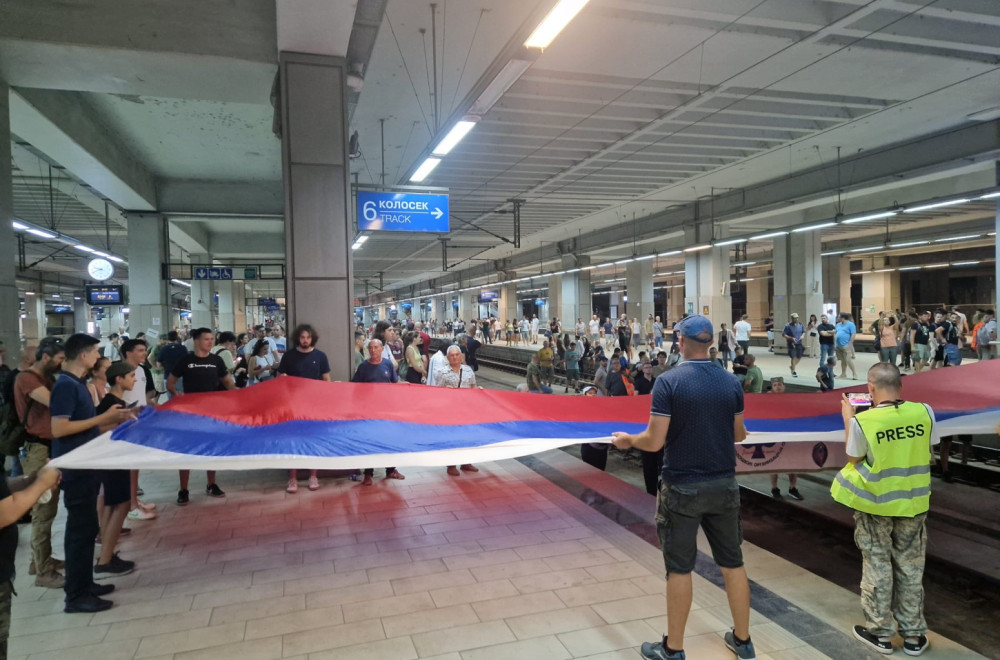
655, 477, 743, 574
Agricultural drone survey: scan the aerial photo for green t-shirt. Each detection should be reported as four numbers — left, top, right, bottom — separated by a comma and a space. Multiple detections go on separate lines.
744, 365, 763, 393
526, 362, 542, 390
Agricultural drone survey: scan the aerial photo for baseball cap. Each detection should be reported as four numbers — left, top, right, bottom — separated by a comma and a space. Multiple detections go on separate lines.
790, 312, 799, 318
105, 361, 135, 384
677, 314, 713, 343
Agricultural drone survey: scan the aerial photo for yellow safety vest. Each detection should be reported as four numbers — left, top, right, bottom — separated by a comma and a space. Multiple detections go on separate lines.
830, 401, 933, 517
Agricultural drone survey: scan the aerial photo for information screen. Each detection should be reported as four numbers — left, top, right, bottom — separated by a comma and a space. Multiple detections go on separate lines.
478, 290, 499, 303
86, 285, 124, 306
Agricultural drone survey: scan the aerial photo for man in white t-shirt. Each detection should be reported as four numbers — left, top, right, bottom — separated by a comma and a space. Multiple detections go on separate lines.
589, 315, 600, 343
254, 325, 279, 362
272, 325, 287, 357
121, 339, 158, 522
733, 314, 752, 355
530, 315, 540, 344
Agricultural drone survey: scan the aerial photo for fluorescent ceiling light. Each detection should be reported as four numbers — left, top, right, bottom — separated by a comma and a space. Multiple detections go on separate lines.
658, 250, 682, 257
25, 291, 35, 295
353, 235, 369, 245
614, 258, 633, 264
410, 157, 442, 182
524, 0, 589, 49
732, 261, 757, 267
842, 211, 898, 224
432, 120, 476, 156
792, 222, 836, 233
903, 198, 969, 214
743, 278, 755, 282
93, 251, 112, 258
850, 246, 883, 252
924, 263, 949, 269
579, 265, 596, 270
898, 266, 922, 271
749, 231, 788, 240
73, 245, 95, 253
714, 238, 747, 246
595, 262, 612, 268
951, 261, 980, 266
822, 250, 847, 256
107, 255, 125, 263
979, 192, 1000, 200
26, 228, 56, 239
469, 59, 533, 116
872, 268, 894, 273
683, 244, 711, 252
934, 234, 980, 243
634, 254, 655, 261
12, 221, 27, 230
171, 278, 192, 288
888, 241, 929, 248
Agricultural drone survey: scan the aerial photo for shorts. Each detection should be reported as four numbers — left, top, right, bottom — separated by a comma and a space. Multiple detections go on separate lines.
912, 343, 930, 362
100, 469, 131, 507
767, 330, 774, 341
655, 477, 743, 574
944, 344, 961, 366
566, 368, 580, 380
934, 345, 945, 363
835, 346, 851, 363
787, 343, 804, 359
541, 365, 554, 380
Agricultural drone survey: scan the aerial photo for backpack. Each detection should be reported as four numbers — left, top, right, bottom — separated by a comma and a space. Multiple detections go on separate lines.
0, 372, 32, 456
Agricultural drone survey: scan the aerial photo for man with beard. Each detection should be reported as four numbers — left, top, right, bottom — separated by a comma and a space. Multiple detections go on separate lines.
277, 324, 331, 493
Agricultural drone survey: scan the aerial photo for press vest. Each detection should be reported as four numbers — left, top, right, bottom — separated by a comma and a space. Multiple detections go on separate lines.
830, 401, 933, 517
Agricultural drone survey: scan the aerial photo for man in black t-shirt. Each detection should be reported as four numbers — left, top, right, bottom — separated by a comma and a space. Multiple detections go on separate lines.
909, 311, 932, 372
277, 324, 330, 493
816, 314, 836, 366
167, 328, 234, 505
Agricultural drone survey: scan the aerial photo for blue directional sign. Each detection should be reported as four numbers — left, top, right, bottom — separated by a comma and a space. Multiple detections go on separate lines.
194, 267, 234, 280
357, 191, 449, 233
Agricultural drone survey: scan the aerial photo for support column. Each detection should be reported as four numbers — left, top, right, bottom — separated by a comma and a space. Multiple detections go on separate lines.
744, 279, 768, 330
22, 292, 46, 343
190, 254, 213, 330
839, 257, 851, 320
499, 284, 518, 325
684, 246, 732, 333
667, 284, 684, 326
73, 295, 89, 334
126, 212, 171, 339
217, 281, 236, 332
860, 259, 900, 332
626, 259, 654, 341
280, 51, 353, 380
773, 232, 824, 352
547, 275, 561, 326
560, 257, 592, 330
0, 80, 18, 359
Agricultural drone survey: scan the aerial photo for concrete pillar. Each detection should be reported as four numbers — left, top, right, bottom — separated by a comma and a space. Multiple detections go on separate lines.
608, 290, 620, 319
684, 246, 732, 333
0, 80, 18, 360
625, 259, 654, 337
22, 292, 46, 343
217, 281, 236, 331
666, 284, 684, 325
126, 212, 171, 339
499, 284, 518, 325
73, 295, 89, 334
277, 51, 353, 380
547, 275, 562, 326
744, 279, 768, 330
861, 264, 900, 332
190, 254, 213, 330
773, 232, 824, 352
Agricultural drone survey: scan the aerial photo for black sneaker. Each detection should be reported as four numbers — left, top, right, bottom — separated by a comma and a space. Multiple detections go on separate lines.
903, 635, 928, 656
177, 489, 190, 505
724, 630, 757, 659
853, 625, 893, 654
206, 483, 226, 498
90, 583, 115, 597
94, 553, 135, 579
65, 596, 113, 613
771, 488, 782, 499
787, 488, 804, 501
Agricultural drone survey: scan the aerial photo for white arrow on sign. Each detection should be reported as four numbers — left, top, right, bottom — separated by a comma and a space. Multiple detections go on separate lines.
431, 208, 444, 220
196, 269, 208, 278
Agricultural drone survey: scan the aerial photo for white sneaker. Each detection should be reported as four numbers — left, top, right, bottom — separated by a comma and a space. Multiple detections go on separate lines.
286, 479, 298, 494
137, 500, 157, 511
308, 475, 320, 491
127, 507, 157, 521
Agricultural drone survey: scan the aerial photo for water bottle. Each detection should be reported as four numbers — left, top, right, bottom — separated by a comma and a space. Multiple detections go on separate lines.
18, 446, 27, 459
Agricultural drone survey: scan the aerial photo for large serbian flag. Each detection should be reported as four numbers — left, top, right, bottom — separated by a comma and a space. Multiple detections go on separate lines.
49, 361, 1000, 472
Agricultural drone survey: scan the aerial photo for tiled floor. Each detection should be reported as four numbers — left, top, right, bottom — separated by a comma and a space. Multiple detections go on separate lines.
10, 452, 987, 659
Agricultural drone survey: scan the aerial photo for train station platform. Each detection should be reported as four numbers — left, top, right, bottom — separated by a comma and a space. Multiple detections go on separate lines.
12, 451, 988, 659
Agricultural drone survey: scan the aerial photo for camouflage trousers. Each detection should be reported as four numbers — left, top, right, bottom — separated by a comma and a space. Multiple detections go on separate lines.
853, 511, 928, 638
0, 580, 10, 660
20, 441, 59, 576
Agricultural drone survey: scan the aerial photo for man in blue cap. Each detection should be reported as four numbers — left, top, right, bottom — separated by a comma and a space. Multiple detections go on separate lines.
613, 315, 755, 660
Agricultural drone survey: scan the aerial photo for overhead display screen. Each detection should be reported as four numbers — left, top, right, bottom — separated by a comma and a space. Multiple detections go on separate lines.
86, 285, 124, 306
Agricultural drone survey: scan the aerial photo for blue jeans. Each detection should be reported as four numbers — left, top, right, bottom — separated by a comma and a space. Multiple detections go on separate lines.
819, 343, 834, 366
531, 385, 553, 394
